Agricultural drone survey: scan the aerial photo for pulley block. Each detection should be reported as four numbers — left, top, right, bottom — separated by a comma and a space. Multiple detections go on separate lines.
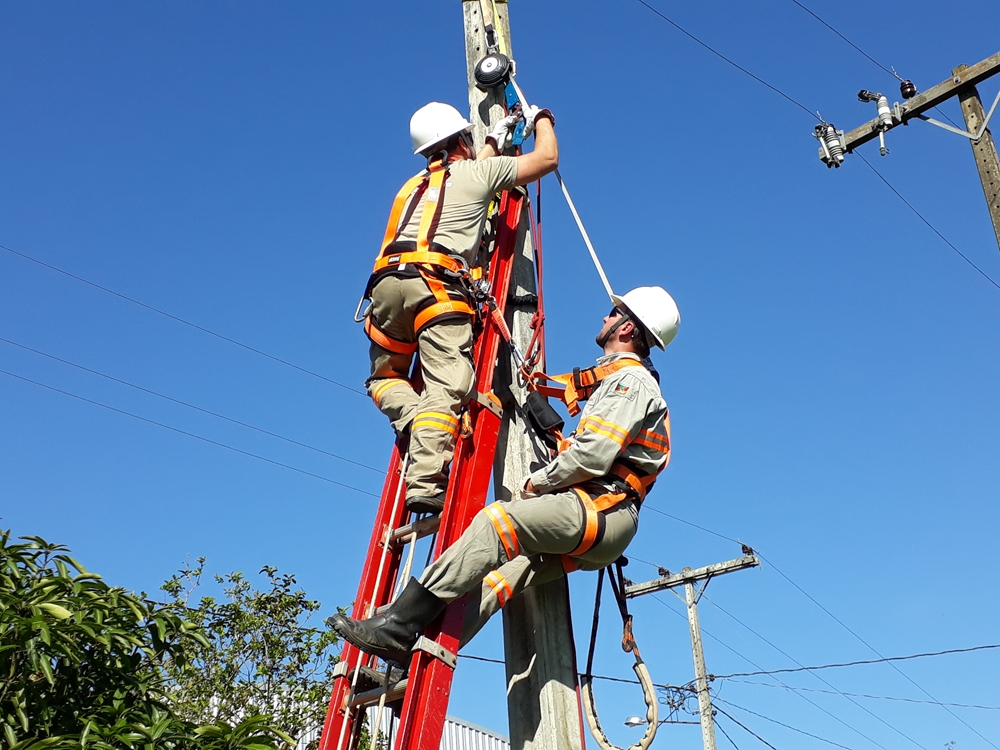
474, 53, 513, 90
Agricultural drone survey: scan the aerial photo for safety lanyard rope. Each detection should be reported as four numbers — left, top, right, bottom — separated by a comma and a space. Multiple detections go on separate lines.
582, 563, 659, 750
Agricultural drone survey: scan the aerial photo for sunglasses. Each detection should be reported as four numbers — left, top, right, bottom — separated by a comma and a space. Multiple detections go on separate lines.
608, 306, 625, 318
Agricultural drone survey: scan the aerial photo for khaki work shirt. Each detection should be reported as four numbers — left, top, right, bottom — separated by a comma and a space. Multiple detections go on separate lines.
395, 156, 519, 264
527, 353, 671, 495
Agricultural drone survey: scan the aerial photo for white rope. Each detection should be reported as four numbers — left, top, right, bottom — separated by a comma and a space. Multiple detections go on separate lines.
553, 168, 615, 302
508, 75, 616, 302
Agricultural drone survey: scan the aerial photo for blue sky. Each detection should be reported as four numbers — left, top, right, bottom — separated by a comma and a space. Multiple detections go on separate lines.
2, 1, 999, 748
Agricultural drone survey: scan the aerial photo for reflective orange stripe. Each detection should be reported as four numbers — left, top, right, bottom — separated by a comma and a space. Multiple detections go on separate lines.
485, 570, 514, 606
579, 415, 630, 447
370, 378, 411, 408
484, 503, 520, 559
364, 316, 418, 355
568, 488, 600, 557
633, 427, 670, 454
412, 411, 460, 437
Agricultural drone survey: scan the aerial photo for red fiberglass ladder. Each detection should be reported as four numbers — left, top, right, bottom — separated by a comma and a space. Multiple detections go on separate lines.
319, 187, 529, 750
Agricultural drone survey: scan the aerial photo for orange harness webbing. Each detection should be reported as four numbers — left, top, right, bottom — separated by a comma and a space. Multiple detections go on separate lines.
366, 160, 476, 350
531, 358, 645, 416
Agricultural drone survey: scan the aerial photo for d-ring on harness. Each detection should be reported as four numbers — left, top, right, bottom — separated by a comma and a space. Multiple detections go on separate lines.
581, 560, 659, 750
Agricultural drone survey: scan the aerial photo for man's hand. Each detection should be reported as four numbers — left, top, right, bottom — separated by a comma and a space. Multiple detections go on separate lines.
486, 114, 520, 151
523, 105, 554, 138
521, 478, 539, 499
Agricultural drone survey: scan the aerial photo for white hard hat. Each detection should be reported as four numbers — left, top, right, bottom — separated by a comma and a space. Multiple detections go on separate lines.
410, 102, 473, 155
611, 286, 681, 350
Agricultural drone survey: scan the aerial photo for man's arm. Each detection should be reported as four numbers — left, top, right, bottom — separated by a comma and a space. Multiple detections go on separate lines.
526, 372, 650, 494
476, 115, 558, 183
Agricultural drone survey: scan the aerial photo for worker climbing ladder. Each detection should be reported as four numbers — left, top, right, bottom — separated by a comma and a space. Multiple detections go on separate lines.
318, 188, 528, 750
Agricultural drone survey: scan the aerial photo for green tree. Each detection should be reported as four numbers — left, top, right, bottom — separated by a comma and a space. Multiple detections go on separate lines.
161, 558, 341, 749
0, 530, 291, 749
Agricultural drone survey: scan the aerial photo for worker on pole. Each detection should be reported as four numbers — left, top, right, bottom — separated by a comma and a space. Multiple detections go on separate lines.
333, 286, 680, 662
360, 101, 558, 514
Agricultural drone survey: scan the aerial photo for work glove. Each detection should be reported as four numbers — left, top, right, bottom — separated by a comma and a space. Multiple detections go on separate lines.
522, 105, 554, 137
486, 114, 520, 150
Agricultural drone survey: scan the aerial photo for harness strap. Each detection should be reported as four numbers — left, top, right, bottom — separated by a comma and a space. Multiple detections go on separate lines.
414, 274, 475, 333
379, 172, 429, 252
372, 250, 467, 275
609, 462, 656, 502
364, 316, 418, 355
567, 486, 627, 559
531, 359, 645, 416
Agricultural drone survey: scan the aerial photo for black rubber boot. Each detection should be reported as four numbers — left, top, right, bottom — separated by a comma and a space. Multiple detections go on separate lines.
330, 578, 446, 665
406, 493, 445, 514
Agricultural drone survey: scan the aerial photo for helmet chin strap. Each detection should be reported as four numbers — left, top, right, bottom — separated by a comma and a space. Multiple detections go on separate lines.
597, 313, 631, 349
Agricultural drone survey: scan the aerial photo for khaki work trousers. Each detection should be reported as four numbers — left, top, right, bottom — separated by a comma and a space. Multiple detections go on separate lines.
366, 275, 474, 501
417, 488, 640, 647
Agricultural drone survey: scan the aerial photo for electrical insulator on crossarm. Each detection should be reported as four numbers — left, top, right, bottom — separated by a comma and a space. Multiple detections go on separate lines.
814, 121, 846, 168
858, 90, 896, 156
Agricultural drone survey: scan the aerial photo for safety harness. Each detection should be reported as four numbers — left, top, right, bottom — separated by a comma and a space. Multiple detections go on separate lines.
530, 358, 646, 416
359, 157, 478, 355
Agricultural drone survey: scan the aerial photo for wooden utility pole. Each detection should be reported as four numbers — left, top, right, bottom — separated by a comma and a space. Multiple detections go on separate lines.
626, 555, 760, 750
827, 50, 1000, 250
954, 65, 1000, 248
460, 3, 585, 750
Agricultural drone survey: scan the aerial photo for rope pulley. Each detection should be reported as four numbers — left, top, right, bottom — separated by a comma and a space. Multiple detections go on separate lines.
474, 52, 514, 90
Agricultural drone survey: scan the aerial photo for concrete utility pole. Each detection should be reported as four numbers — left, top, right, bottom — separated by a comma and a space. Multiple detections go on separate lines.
825, 50, 1000, 250
460, 3, 585, 750
626, 555, 760, 750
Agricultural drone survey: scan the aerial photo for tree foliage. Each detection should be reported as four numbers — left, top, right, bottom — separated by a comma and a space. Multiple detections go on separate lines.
0, 530, 292, 749
161, 559, 340, 749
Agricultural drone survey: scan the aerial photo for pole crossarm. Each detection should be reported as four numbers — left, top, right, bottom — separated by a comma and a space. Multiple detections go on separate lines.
624, 555, 760, 599
842, 50, 1000, 152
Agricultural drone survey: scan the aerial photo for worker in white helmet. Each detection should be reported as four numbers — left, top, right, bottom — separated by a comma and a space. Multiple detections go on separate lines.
361, 101, 558, 514
332, 286, 680, 663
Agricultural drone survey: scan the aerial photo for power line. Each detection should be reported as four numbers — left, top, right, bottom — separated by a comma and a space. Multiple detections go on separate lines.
714, 643, 1000, 679
713, 705, 781, 750
758, 548, 1000, 750
633, 0, 819, 120
642, 503, 742, 545
650, 593, 891, 750
716, 697, 856, 750
855, 153, 1000, 291
0, 243, 366, 396
0, 335, 385, 474
715, 716, 746, 750
703, 592, 926, 750
727, 678, 1000, 711
788, 0, 894, 77
0, 368, 379, 497
785, 0, 962, 129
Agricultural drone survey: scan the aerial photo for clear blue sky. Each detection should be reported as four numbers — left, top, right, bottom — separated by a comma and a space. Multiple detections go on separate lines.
2, 2, 999, 748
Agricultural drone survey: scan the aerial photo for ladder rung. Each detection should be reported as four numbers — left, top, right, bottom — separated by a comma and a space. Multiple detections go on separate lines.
388, 514, 441, 544
350, 677, 408, 708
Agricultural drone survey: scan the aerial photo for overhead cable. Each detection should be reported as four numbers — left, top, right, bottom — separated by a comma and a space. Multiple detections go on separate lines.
650, 593, 891, 750
713, 706, 781, 750
716, 697, 855, 750
0, 335, 384, 474
856, 154, 1000, 291
633, 0, 819, 120
0, 368, 379, 497
0, 243, 365, 396
727, 678, 1000, 711
703, 592, 927, 749
715, 643, 1000, 680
